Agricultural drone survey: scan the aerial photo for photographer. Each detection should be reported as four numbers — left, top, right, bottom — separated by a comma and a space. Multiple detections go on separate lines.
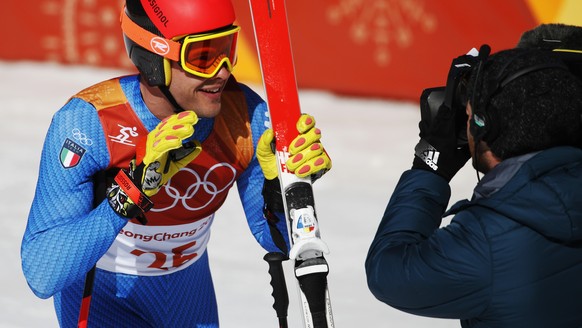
365, 46, 582, 327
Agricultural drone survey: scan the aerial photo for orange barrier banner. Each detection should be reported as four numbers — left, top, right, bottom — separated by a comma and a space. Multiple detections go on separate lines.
3, 0, 132, 68
280, 0, 537, 99
1, 0, 541, 100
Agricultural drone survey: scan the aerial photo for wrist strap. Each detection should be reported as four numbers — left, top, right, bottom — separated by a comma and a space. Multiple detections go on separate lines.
114, 169, 154, 213
262, 178, 284, 213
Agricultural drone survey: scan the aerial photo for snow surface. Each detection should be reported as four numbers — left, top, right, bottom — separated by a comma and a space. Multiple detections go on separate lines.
0, 61, 479, 327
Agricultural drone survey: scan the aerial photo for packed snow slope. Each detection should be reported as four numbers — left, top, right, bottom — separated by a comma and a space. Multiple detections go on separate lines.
1, 61, 479, 327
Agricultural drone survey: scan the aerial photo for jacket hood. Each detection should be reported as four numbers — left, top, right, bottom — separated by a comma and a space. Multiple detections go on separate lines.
469, 146, 582, 243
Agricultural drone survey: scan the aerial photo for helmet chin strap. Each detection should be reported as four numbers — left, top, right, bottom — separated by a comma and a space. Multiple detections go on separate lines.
158, 85, 186, 113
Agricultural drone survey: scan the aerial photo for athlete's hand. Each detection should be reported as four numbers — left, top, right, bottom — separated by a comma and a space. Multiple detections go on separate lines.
136, 111, 201, 197
287, 114, 332, 180
107, 111, 201, 222
257, 114, 331, 226
257, 113, 331, 182
257, 128, 279, 180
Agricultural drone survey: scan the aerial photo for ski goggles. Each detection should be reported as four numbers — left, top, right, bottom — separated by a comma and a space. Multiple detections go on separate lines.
179, 26, 240, 78
121, 8, 240, 78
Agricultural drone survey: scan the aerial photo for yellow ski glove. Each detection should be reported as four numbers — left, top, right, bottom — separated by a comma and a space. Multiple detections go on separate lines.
137, 111, 201, 197
257, 128, 279, 180
257, 113, 332, 181
287, 114, 332, 179
107, 111, 202, 222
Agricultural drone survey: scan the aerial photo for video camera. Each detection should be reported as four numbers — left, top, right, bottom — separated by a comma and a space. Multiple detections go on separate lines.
419, 45, 491, 146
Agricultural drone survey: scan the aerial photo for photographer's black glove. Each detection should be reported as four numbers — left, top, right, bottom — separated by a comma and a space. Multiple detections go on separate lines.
412, 98, 471, 182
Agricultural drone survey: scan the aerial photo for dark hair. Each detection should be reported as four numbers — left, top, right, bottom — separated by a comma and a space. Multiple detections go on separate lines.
466, 48, 582, 160
517, 23, 582, 82
517, 23, 582, 50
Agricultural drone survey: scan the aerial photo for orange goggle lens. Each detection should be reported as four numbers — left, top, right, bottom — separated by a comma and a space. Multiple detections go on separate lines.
180, 26, 240, 78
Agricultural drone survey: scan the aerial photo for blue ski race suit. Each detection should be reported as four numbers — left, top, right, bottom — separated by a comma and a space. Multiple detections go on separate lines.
21, 75, 288, 327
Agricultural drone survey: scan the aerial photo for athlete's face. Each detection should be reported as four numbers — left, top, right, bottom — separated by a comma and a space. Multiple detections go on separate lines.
169, 61, 231, 118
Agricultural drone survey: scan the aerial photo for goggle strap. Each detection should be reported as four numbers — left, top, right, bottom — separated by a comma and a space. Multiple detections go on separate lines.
120, 6, 180, 61
553, 49, 582, 54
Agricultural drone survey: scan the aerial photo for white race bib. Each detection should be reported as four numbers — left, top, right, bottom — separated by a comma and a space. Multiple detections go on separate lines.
97, 215, 213, 276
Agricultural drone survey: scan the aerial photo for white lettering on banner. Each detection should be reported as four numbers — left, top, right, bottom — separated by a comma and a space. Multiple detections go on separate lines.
97, 215, 214, 276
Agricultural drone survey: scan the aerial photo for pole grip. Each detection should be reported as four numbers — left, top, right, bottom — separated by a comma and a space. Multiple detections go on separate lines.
264, 252, 290, 328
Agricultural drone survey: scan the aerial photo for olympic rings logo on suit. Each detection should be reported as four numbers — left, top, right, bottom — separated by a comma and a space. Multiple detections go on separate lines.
72, 128, 93, 146
150, 162, 237, 212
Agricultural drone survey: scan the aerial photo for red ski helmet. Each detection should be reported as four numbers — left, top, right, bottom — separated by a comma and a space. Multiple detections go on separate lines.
122, 0, 237, 86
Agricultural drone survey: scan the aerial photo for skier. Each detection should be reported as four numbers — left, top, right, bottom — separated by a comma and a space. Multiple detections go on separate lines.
21, 0, 331, 326
366, 46, 582, 327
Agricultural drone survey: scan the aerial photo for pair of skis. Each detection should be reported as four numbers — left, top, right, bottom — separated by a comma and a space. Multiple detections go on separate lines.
248, 1, 334, 327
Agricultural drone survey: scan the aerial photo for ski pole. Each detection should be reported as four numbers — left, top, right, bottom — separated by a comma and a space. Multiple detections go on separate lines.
78, 170, 108, 328
78, 266, 96, 328
264, 252, 290, 328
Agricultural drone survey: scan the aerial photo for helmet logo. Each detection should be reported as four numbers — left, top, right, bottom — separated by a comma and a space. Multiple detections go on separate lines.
150, 37, 170, 56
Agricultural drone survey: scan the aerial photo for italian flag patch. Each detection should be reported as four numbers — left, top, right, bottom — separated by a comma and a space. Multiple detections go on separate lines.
60, 138, 86, 168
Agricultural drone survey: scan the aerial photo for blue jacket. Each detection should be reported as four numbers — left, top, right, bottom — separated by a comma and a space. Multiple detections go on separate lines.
366, 146, 582, 327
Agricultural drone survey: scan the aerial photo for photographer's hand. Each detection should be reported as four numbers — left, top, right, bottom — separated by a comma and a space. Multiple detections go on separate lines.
412, 99, 470, 182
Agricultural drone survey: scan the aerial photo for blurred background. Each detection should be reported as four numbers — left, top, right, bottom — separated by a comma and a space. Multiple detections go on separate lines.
2, 1, 581, 327
2, 0, 581, 100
